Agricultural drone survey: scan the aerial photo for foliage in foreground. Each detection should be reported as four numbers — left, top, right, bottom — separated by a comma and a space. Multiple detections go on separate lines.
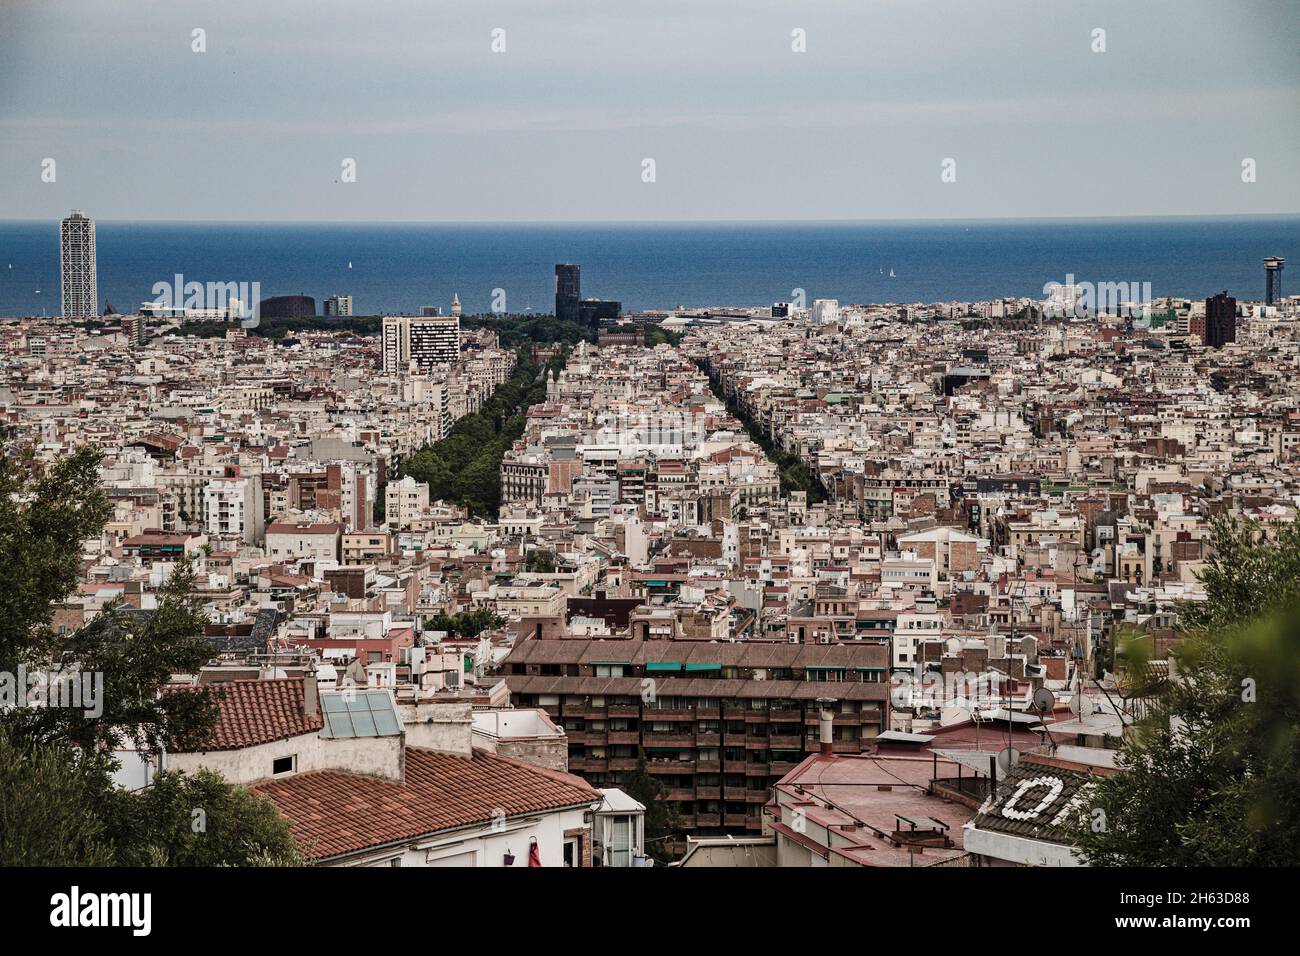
0, 447, 302, 866
1078, 518, 1300, 866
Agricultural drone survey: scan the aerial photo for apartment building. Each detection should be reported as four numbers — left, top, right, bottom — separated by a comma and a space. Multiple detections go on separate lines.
501, 639, 890, 844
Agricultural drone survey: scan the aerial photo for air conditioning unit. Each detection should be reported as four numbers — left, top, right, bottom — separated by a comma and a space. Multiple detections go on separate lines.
445, 670, 461, 689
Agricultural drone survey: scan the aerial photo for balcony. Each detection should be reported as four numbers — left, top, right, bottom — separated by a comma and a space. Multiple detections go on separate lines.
695, 732, 720, 747
608, 757, 638, 772
607, 731, 639, 745
643, 733, 694, 748
769, 760, 798, 776
770, 708, 801, 722
803, 712, 862, 726
695, 708, 720, 720
744, 762, 770, 777
745, 789, 770, 803
722, 785, 749, 800
676, 814, 697, 829
666, 787, 696, 802
647, 708, 694, 721
695, 759, 721, 773
742, 711, 769, 724
608, 705, 640, 718
695, 786, 721, 800
723, 814, 749, 828
696, 813, 722, 828
563, 705, 605, 719
647, 759, 695, 774
768, 734, 801, 749
743, 738, 770, 750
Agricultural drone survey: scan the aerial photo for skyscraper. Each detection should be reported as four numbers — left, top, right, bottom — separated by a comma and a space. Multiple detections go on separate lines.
60, 210, 98, 318
1204, 291, 1236, 349
1264, 257, 1285, 306
555, 263, 580, 324
381, 315, 460, 374
324, 294, 353, 317
578, 298, 620, 327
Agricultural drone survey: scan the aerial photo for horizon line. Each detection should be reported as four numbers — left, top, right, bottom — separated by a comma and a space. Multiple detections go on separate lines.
3, 213, 1300, 228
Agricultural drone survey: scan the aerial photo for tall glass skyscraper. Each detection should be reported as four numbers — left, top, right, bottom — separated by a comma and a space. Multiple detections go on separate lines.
1264, 257, 1285, 306
555, 263, 580, 324
60, 209, 98, 318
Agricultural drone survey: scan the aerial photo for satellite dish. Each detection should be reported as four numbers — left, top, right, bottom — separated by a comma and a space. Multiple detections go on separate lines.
1032, 687, 1056, 713
997, 747, 1021, 775
1068, 693, 1082, 716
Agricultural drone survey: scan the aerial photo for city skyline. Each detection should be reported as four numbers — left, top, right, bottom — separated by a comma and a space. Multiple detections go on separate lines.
2, 0, 1297, 904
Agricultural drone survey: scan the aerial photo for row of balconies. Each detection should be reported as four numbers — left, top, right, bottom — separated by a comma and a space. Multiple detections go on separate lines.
568, 728, 806, 749
564, 704, 815, 722
573, 756, 799, 777
669, 812, 759, 829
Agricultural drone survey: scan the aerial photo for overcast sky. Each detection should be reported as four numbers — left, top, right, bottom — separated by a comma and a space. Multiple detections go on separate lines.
2, 0, 1297, 222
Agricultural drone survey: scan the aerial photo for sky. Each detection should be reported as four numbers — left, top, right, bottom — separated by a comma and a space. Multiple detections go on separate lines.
1, 0, 1298, 222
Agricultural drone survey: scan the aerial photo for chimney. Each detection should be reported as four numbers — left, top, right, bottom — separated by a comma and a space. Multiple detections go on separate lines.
302, 670, 319, 720
817, 696, 836, 756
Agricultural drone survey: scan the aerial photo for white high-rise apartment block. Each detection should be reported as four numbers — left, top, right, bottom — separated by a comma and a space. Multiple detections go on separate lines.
811, 298, 840, 325
381, 315, 460, 374
384, 475, 430, 530
60, 210, 98, 318
325, 294, 353, 316
203, 474, 266, 545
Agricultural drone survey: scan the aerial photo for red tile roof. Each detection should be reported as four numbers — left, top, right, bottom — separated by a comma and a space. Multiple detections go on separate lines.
179, 677, 323, 752
254, 748, 600, 860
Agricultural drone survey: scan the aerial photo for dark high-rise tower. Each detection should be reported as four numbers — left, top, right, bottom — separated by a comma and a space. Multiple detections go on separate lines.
1264, 257, 1285, 306
1204, 291, 1236, 349
555, 263, 580, 323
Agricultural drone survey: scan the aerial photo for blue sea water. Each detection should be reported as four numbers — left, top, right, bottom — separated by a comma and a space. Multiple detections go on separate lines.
0, 217, 1296, 318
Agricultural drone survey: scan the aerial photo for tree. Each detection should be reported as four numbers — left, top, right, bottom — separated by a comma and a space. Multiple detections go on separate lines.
0, 446, 301, 866
103, 768, 304, 867
0, 727, 115, 866
402, 347, 567, 519
0, 446, 111, 680
524, 550, 556, 574
1078, 518, 1300, 866
423, 608, 504, 639
622, 749, 680, 864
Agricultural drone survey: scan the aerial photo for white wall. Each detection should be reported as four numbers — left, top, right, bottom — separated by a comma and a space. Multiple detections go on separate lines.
168, 732, 404, 786
339, 806, 591, 867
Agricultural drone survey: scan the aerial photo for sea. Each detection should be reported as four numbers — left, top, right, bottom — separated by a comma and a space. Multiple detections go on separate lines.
1, 217, 1296, 318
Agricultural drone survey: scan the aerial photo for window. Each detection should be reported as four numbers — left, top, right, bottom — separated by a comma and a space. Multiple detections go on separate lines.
272, 755, 296, 775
